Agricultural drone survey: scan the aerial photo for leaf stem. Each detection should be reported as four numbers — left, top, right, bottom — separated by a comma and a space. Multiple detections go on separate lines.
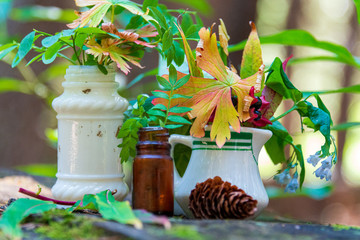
18, 188, 77, 205
111, 5, 115, 24
72, 35, 82, 65
163, 88, 173, 126
271, 105, 298, 122
173, 37, 199, 41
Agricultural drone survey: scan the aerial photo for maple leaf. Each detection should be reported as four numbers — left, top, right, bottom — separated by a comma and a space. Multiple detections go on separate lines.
68, 0, 154, 29
85, 37, 143, 74
187, 27, 264, 147
101, 23, 157, 48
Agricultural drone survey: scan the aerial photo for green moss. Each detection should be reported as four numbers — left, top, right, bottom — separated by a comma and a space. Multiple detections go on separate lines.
331, 224, 360, 231
32, 209, 104, 240
148, 224, 206, 240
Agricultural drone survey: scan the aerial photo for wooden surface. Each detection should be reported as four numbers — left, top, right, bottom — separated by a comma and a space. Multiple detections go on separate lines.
2, 168, 360, 240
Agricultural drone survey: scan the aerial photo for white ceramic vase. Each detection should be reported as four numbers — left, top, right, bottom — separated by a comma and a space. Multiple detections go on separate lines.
51, 65, 129, 201
169, 127, 272, 218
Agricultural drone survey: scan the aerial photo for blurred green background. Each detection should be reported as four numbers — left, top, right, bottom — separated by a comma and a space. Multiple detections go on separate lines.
1, 0, 360, 226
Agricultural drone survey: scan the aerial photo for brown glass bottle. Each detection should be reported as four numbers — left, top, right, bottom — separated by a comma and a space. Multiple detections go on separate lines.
132, 127, 174, 216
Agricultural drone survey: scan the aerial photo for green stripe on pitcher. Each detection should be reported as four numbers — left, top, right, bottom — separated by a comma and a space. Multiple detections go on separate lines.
193, 141, 251, 147
204, 131, 252, 140
192, 147, 252, 151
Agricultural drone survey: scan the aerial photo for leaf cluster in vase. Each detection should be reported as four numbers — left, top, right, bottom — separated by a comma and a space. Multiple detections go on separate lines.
0, 0, 161, 75
117, 67, 192, 163
151, 19, 337, 190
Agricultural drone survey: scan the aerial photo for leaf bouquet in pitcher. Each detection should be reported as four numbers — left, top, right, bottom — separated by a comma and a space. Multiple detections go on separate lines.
116, 13, 337, 218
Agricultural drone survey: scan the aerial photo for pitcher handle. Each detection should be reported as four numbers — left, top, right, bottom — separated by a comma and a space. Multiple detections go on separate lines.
169, 134, 193, 188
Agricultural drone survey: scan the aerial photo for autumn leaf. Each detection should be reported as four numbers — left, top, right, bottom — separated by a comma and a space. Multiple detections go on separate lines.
219, 19, 230, 56
240, 21, 263, 79
174, 22, 203, 78
68, 0, 154, 29
187, 27, 264, 147
101, 23, 157, 48
85, 37, 143, 74
68, 0, 112, 29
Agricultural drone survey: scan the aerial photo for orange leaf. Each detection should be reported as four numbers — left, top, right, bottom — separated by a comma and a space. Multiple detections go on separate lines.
85, 38, 142, 74
187, 26, 264, 147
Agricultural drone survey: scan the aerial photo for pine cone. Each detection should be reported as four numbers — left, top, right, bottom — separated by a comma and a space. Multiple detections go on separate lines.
189, 176, 258, 219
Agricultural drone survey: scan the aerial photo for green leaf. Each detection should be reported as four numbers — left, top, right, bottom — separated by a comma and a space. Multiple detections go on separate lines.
167, 115, 191, 124
42, 42, 62, 64
148, 6, 167, 29
69, 190, 142, 228
173, 41, 185, 66
61, 29, 75, 37
152, 104, 167, 111
265, 121, 293, 165
174, 74, 190, 90
172, 94, 192, 99
0, 78, 31, 94
0, 44, 17, 60
302, 84, 360, 97
229, 29, 358, 68
294, 144, 305, 189
110, 0, 155, 23
143, 0, 158, 11
168, 64, 177, 85
10, 6, 76, 23
164, 124, 183, 129
12, 31, 36, 67
16, 164, 57, 178
166, 46, 175, 66
94, 191, 142, 228
148, 109, 166, 117
169, 106, 192, 113
163, 0, 213, 16
152, 90, 169, 99
75, 33, 88, 48
180, 13, 193, 34
157, 76, 172, 90
126, 15, 143, 30
162, 27, 173, 51
332, 122, 360, 131
265, 57, 302, 102
97, 64, 108, 75
296, 101, 331, 156
312, 94, 332, 125
355, 0, 360, 24
26, 53, 44, 66
42, 34, 61, 48
0, 199, 56, 238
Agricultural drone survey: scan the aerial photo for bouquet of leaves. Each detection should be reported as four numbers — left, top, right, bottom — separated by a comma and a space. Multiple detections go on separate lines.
147, 19, 337, 192
0, 0, 160, 75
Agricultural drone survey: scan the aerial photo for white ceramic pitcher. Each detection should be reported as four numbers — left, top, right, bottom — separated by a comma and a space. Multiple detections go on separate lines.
169, 126, 272, 218
51, 65, 129, 201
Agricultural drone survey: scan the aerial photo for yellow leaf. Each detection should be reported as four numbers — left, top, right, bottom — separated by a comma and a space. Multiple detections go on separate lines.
219, 19, 230, 56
